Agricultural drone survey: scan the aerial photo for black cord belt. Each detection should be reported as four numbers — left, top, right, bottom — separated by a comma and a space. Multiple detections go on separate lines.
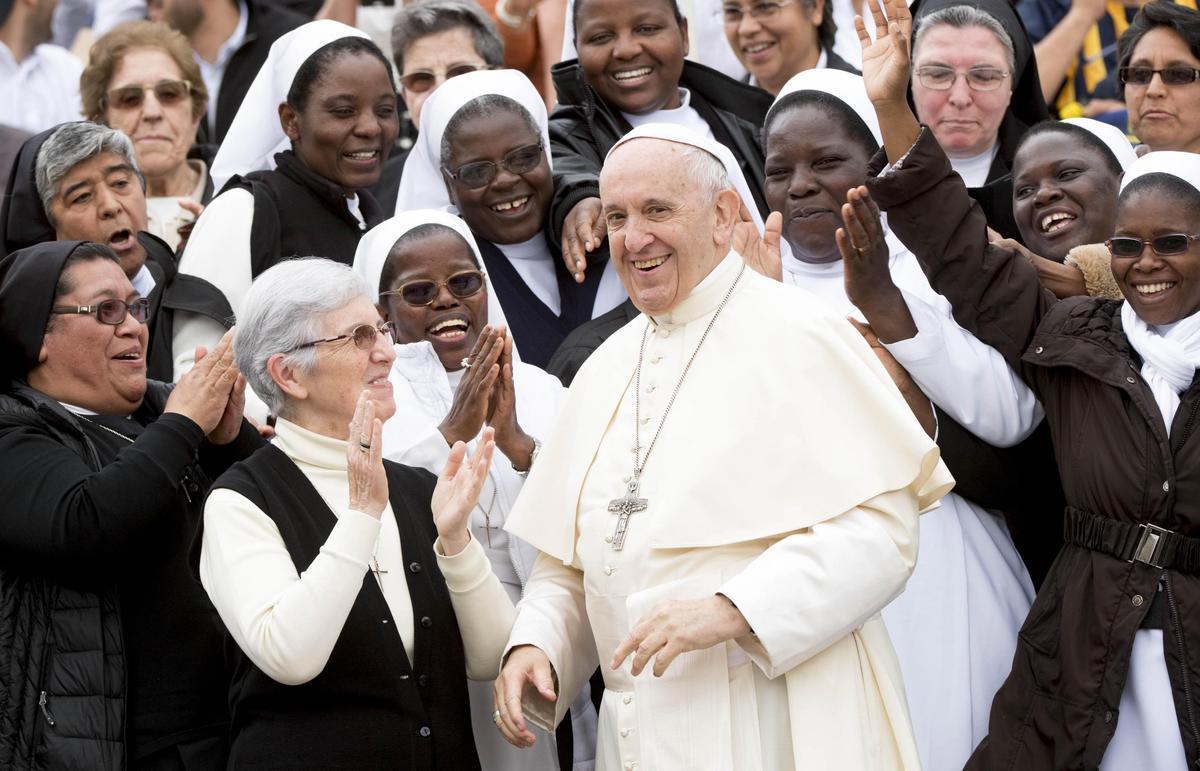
1063, 507, 1200, 574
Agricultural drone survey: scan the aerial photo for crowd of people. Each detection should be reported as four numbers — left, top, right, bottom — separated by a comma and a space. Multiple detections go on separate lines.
1, 0, 1199, 768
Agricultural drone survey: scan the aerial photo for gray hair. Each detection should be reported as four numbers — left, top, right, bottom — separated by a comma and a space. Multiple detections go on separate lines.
391, 0, 504, 73
35, 122, 140, 224
680, 145, 733, 202
234, 258, 371, 415
913, 5, 1016, 76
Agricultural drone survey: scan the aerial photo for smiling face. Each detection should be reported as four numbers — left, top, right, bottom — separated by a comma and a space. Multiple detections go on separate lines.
764, 105, 872, 263
379, 228, 488, 372
1125, 27, 1200, 154
1012, 131, 1121, 261
285, 294, 398, 436
102, 47, 201, 184
724, 0, 824, 95
911, 24, 1014, 158
442, 107, 552, 245
1111, 184, 1200, 326
281, 51, 400, 193
27, 257, 148, 415
399, 27, 488, 126
575, 0, 689, 116
47, 151, 149, 278
600, 139, 739, 315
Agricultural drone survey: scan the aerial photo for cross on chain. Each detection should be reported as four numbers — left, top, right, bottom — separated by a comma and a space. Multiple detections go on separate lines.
607, 478, 648, 551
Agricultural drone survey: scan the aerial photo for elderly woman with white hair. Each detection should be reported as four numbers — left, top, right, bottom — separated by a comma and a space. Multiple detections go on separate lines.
198, 257, 516, 769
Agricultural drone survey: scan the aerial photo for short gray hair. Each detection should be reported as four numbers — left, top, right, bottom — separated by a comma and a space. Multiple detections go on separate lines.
234, 258, 371, 415
680, 145, 732, 202
913, 5, 1016, 76
391, 0, 504, 73
35, 122, 139, 224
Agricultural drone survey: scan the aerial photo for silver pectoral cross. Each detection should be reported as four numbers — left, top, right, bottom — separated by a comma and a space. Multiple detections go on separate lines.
607, 479, 648, 551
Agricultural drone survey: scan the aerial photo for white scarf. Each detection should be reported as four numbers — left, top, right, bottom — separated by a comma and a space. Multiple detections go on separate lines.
1122, 304, 1200, 431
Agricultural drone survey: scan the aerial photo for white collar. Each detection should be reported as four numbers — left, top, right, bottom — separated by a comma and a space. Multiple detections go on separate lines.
131, 263, 156, 298
272, 416, 350, 470
650, 250, 742, 328
496, 232, 552, 262
622, 88, 694, 125
947, 143, 999, 188
214, 2, 250, 68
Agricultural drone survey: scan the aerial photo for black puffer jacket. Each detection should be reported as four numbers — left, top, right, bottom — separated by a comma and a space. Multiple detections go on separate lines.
0, 382, 259, 769
547, 58, 773, 247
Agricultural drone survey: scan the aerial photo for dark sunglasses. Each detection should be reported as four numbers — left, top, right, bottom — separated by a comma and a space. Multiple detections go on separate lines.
443, 142, 545, 189
399, 64, 492, 94
289, 321, 397, 353
50, 297, 150, 325
104, 80, 193, 111
381, 270, 486, 307
1106, 233, 1200, 258
1119, 66, 1200, 86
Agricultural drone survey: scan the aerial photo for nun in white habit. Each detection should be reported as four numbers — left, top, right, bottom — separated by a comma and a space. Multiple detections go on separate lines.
762, 69, 1040, 771
352, 209, 598, 771
395, 69, 625, 369
172, 21, 398, 413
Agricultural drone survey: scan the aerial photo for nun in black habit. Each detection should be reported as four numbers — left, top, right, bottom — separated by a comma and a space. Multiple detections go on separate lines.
0, 123, 181, 381
907, 0, 1049, 240
0, 241, 263, 769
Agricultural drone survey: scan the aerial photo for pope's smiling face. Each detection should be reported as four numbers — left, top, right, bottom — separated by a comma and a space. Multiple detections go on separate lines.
600, 139, 739, 316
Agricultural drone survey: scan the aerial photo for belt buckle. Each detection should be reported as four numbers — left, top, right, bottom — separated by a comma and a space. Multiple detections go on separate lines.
1130, 523, 1171, 568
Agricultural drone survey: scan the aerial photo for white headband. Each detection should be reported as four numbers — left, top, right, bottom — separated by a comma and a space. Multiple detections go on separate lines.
1061, 118, 1138, 172
770, 69, 883, 148
1120, 150, 1200, 195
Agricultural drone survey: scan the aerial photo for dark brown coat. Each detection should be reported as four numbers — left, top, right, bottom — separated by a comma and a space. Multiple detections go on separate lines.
869, 128, 1200, 769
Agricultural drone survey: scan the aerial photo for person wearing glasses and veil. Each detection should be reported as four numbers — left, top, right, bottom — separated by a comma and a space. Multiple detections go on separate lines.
197, 257, 514, 768
0, 240, 262, 769
907, 0, 1048, 240
397, 69, 623, 368
353, 209, 599, 770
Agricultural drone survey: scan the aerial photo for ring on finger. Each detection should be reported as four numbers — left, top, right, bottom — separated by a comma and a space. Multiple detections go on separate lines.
492, 709, 502, 723
359, 441, 371, 452
460, 357, 473, 369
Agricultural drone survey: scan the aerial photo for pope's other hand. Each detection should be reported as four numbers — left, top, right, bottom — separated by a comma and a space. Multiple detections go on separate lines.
494, 645, 557, 748
612, 594, 751, 678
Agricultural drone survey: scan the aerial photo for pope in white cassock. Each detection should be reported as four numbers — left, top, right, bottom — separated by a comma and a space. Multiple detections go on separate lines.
491, 123, 955, 771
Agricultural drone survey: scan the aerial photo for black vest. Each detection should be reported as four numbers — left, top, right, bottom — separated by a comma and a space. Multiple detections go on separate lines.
209, 445, 480, 770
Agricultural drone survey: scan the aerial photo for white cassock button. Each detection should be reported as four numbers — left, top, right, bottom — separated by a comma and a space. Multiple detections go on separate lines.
646, 383, 656, 393
623, 694, 633, 704
604, 565, 616, 575
620, 728, 631, 738
650, 355, 662, 364
658, 328, 670, 338
604, 535, 613, 544
640, 416, 650, 424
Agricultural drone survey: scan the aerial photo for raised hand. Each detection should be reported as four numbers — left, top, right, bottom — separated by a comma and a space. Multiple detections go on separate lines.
733, 205, 783, 282
840, 186, 918, 343
857, 0, 913, 108
346, 391, 388, 519
493, 644, 557, 748
430, 427, 495, 556
439, 326, 504, 446
165, 329, 241, 435
560, 197, 606, 283
487, 334, 537, 470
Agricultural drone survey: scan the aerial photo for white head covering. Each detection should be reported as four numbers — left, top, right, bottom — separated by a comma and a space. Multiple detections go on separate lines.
769, 68, 883, 148
1117, 151, 1200, 431
351, 208, 517, 357
210, 20, 369, 193
1061, 117, 1138, 172
394, 69, 550, 215
606, 122, 765, 233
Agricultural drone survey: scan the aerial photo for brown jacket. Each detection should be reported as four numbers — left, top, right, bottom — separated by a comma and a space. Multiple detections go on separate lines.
869, 128, 1200, 769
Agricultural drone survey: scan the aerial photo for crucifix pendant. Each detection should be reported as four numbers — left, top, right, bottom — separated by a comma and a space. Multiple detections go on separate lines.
607, 478, 648, 551
371, 557, 388, 577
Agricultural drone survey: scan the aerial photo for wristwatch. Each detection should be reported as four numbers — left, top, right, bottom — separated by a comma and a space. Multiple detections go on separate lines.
495, 0, 536, 29
513, 438, 541, 478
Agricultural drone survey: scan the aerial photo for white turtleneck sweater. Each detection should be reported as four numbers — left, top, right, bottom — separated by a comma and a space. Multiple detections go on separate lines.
200, 417, 514, 685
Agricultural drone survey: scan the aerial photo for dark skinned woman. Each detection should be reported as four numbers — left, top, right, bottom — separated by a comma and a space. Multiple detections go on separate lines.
0, 241, 261, 768
398, 69, 622, 367
549, 0, 773, 288
173, 21, 400, 411
857, 0, 1200, 765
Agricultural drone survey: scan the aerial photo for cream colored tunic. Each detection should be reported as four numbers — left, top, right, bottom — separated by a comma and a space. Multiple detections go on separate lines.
506, 254, 955, 771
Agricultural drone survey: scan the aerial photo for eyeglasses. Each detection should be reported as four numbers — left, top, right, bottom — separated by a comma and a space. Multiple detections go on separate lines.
289, 321, 397, 352
104, 80, 193, 111
915, 65, 1010, 92
443, 142, 545, 189
381, 270, 486, 306
50, 297, 150, 325
720, 0, 795, 23
1106, 233, 1200, 258
399, 64, 493, 94
1118, 66, 1200, 86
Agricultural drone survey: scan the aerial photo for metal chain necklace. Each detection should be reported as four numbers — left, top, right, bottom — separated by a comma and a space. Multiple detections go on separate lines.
476, 470, 500, 548
607, 263, 746, 550
76, 414, 135, 444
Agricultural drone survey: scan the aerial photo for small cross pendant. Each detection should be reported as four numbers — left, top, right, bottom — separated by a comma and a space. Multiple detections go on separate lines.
371, 557, 388, 577
607, 479, 648, 551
